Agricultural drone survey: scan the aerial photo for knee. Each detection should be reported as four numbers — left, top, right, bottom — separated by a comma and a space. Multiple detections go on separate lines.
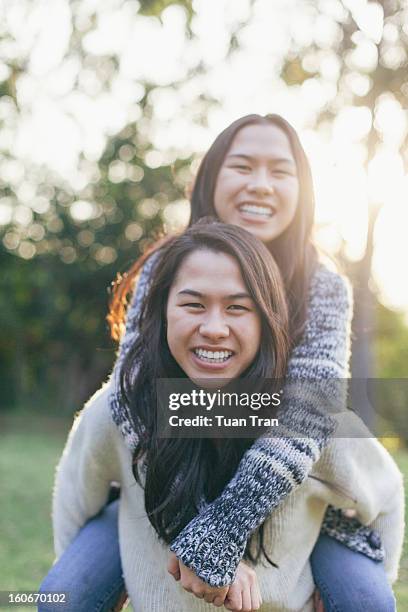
38, 570, 88, 612
345, 588, 396, 612
312, 535, 396, 612
318, 581, 396, 612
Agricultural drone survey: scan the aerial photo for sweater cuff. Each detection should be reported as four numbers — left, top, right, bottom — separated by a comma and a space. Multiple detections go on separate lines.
321, 506, 385, 562
170, 514, 245, 587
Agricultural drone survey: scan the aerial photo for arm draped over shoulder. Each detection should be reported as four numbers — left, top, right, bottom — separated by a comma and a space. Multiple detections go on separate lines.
169, 264, 355, 586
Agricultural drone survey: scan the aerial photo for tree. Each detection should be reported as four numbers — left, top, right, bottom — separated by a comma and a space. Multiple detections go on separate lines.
0, 0, 198, 411
1, 0, 262, 413
280, 0, 408, 387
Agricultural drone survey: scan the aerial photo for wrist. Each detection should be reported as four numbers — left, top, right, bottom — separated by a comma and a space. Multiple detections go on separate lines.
171, 522, 245, 587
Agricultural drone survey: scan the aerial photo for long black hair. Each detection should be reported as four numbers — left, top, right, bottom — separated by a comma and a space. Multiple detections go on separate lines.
108, 114, 317, 345
119, 220, 290, 564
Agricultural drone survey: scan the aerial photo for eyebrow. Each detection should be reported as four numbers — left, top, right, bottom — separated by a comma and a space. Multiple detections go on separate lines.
177, 289, 253, 299
226, 153, 295, 165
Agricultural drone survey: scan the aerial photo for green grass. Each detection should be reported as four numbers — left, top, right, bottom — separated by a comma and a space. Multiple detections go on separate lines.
393, 449, 408, 608
0, 417, 67, 611
0, 418, 407, 609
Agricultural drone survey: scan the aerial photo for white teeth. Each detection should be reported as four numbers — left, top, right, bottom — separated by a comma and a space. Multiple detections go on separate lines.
240, 204, 273, 217
194, 349, 233, 363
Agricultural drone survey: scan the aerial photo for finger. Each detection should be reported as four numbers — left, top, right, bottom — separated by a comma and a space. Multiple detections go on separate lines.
208, 586, 228, 606
342, 508, 357, 518
203, 591, 215, 604
250, 581, 261, 610
314, 589, 325, 612
212, 588, 228, 607
241, 585, 252, 611
212, 594, 225, 607
113, 589, 129, 612
192, 588, 206, 601
313, 589, 320, 612
318, 599, 325, 612
224, 600, 241, 611
179, 576, 193, 593
201, 585, 228, 605
256, 579, 263, 608
167, 553, 181, 581
224, 586, 243, 611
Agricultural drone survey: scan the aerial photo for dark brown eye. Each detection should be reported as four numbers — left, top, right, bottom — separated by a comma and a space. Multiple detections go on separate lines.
231, 164, 251, 171
228, 304, 250, 311
182, 302, 204, 309
273, 167, 294, 176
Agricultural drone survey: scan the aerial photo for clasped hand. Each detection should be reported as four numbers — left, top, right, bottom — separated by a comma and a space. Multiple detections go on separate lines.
167, 552, 262, 611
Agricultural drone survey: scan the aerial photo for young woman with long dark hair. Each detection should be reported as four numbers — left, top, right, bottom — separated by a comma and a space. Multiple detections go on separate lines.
49, 222, 403, 612
40, 115, 400, 611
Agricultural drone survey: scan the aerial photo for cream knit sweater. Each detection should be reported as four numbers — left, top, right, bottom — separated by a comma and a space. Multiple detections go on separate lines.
53, 381, 404, 612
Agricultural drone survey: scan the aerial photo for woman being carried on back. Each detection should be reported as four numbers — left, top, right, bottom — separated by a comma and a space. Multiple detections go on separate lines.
40, 115, 403, 611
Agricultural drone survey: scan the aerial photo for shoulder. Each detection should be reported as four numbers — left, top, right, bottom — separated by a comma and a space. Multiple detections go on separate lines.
139, 249, 163, 283
139, 249, 162, 280
128, 249, 163, 309
71, 380, 118, 448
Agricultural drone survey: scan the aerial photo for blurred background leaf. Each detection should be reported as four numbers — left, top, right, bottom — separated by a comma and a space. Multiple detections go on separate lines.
0, 0, 407, 439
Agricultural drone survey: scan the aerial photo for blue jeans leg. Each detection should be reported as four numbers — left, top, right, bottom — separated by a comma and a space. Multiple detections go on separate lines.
311, 534, 396, 612
39, 501, 124, 612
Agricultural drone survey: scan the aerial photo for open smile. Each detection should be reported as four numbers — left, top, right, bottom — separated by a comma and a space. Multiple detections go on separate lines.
190, 348, 235, 369
193, 348, 234, 363
238, 202, 276, 220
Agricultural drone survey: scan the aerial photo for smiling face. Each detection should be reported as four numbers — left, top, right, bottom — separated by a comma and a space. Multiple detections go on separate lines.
166, 248, 261, 381
213, 123, 299, 243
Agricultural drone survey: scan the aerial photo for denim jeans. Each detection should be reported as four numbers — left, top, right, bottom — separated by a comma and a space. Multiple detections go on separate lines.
40, 503, 396, 612
38, 501, 125, 612
311, 534, 396, 612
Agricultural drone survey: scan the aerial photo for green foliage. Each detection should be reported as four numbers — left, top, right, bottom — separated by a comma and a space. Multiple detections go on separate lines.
1, 0, 408, 415
0, 0, 198, 412
139, 0, 193, 20
281, 56, 317, 86
281, 0, 408, 161
0, 122, 192, 411
372, 304, 408, 441
375, 303, 408, 378
0, 249, 112, 411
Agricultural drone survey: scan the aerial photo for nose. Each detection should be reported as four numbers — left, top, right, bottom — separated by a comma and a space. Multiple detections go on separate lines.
199, 310, 229, 340
247, 168, 274, 196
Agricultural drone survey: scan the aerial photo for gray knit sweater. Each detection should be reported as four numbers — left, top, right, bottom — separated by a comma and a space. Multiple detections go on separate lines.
110, 254, 384, 587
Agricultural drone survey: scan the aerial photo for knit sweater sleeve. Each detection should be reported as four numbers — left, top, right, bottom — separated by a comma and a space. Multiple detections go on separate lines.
53, 381, 121, 557
109, 252, 160, 448
169, 265, 353, 587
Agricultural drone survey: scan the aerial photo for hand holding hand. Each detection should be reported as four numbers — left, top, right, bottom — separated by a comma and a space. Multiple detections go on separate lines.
224, 560, 262, 611
167, 552, 229, 606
